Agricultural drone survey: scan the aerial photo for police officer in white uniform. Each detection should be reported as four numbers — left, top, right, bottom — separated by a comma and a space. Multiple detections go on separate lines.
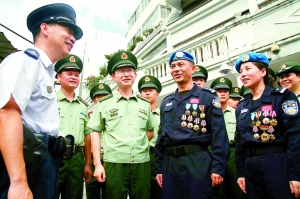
0, 3, 82, 199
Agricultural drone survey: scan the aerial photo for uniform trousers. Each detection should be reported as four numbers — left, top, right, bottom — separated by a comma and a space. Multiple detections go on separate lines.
225, 148, 246, 199
161, 151, 216, 199
86, 159, 106, 199
104, 161, 151, 199
244, 152, 294, 199
150, 150, 161, 199
0, 134, 60, 199
56, 151, 85, 199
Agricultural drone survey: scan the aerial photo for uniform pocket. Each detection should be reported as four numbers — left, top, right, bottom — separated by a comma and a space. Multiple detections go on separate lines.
106, 115, 122, 131
138, 112, 148, 129
163, 105, 173, 123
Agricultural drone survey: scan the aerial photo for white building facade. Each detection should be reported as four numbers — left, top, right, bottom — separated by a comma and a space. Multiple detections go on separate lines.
105, 0, 300, 104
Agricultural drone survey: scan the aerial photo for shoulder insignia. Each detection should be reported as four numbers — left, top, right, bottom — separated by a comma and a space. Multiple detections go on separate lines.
212, 96, 221, 108
24, 48, 40, 60
99, 94, 113, 103
202, 87, 216, 94
78, 96, 89, 106
272, 87, 287, 94
282, 100, 298, 115
137, 94, 150, 103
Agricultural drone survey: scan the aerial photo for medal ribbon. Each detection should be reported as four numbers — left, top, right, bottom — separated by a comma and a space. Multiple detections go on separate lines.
201, 120, 206, 127
199, 105, 204, 112
188, 115, 193, 122
192, 104, 198, 111
194, 118, 200, 124
268, 126, 274, 133
270, 111, 276, 117
251, 112, 255, 120
256, 111, 261, 119
253, 126, 258, 132
263, 110, 269, 117
186, 103, 191, 110
181, 115, 187, 120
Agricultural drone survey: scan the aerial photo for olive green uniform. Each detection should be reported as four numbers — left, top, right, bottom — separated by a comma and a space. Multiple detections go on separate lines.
149, 108, 161, 199
223, 105, 245, 199
87, 90, 156, 199
56, 89, 91, 199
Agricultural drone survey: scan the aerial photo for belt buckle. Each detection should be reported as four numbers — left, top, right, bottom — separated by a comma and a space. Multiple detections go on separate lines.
175, 145, 185, 156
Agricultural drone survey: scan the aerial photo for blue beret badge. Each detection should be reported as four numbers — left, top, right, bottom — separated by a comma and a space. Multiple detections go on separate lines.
282, 100, 298, 115
212, 96, 221, 109
242, 54, 250, 62
176, 51, 184, 58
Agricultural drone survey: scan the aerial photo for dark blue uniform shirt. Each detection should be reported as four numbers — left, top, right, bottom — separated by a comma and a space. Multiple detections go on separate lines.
235, 86, 300, 181
155, 84, 229, 176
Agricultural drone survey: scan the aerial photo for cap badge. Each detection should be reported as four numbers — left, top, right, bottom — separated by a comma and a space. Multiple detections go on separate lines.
121, 52, 128, 60
220, 78, 225, 83
99, 84, 104, 89
242, 54, 250, 62
281, 64, 286, 70
69, 56, 75, 62
195, 67, 200, 72
175, 52, 184, 58
145, 76, 150, 82
234, 88, 239, 92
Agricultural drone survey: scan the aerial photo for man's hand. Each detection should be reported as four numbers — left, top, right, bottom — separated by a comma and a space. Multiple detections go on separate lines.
83, 164, 92, 182
8, 180, 33, 199
290, 181, 300, 198
210, 173, 223, 187
237, 177, 246, 194
94, 164, 105, 183
156, 174, 163, 188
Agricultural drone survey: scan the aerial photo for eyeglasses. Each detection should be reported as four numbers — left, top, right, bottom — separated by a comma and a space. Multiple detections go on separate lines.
115, 68, 135, 75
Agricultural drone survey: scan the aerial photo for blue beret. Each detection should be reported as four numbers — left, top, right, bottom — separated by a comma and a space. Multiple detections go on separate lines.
235, 52, 269, 73
168, 50, 195, 66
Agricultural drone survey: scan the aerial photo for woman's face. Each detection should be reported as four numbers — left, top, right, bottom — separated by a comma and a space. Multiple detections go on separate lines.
239, 62, 266, 89
279, 72, 300, 92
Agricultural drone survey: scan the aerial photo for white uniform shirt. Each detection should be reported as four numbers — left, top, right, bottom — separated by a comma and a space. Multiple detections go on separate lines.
0, 47, 59, 136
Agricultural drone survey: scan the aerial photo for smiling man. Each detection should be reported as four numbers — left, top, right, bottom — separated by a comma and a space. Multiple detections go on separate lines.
0, 3, 82, 199
155, 50, 229, 199
55, 54, 92, 199
87, 51, 155, 199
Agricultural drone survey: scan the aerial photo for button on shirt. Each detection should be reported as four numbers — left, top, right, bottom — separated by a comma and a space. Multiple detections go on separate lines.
87, 91, 156, 164
57, 89, 91, 146
223, 105, 236, 141
0, 47, 59, 136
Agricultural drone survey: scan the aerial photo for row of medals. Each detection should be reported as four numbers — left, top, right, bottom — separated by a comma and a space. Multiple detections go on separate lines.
251, 111, 278, 142
181, 104, 207, 133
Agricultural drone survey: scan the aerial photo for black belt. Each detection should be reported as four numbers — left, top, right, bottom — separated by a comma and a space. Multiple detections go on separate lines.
73, 145, 83, 153
245, 145, 286, 156
166, 145, 206, 156
150, 146, 155, 154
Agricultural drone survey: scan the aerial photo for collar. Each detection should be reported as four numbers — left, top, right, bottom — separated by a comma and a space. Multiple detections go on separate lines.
152, 107, 160, 115
224, 104, 235, 113
32, 47, 53, 68
172, 84, 200, 101
241, 86, 273, 108
115, 90, 138, 102
57, 89, 79, 103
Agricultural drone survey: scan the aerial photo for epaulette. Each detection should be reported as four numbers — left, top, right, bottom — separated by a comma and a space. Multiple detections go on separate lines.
98, 94, 113, 102
162, 92, 174, 100
137, 94, 150, 103
272, 87, 287, 94
78, 96, 89, 106
24, 48, 40, 60
202, 87, 216, 94
237, 97, 247, 105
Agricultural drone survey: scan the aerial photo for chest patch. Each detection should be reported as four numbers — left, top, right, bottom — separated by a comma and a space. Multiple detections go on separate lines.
282, 100, 298, 115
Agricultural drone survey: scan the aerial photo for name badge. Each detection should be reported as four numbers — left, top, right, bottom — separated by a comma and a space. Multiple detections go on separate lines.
241, 109, 248, 114
166, 102, 172, 106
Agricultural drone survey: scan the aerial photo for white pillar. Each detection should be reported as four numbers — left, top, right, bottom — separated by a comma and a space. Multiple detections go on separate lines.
190, 49, 196, 62
217, 38, 223, 55
196, 47, 202, 63
222, 36, 228, 52
212, 40, 218, 58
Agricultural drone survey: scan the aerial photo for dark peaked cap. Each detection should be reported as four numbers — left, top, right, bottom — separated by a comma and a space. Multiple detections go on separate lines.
27, 3, 83, 40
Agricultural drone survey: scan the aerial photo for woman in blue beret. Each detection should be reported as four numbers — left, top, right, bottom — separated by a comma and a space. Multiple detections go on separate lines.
234, 52, 300, 199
